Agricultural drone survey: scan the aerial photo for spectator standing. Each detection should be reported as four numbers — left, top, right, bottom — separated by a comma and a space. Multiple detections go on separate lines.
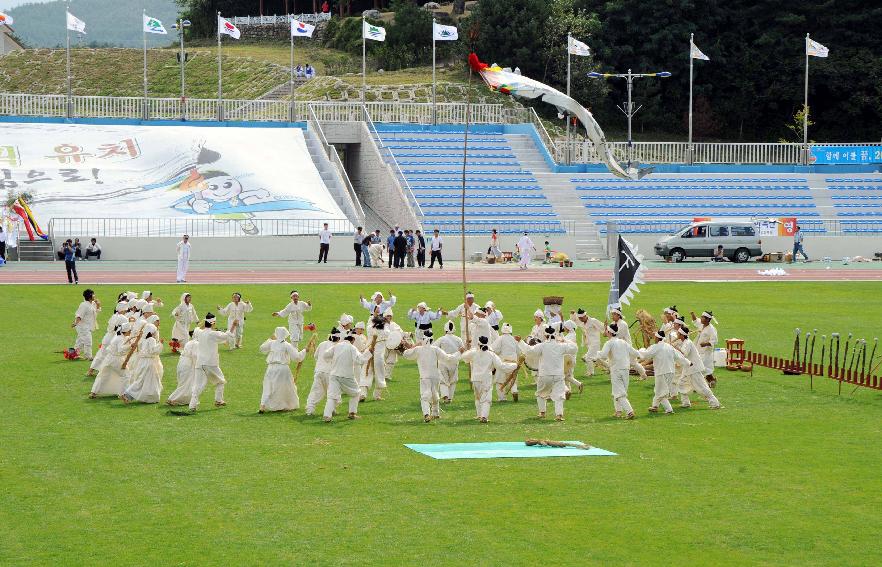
0, 225, 6, 260
386, 229, 396, 268
488, 229, 501, 259
405, 230, 415, 267
361, 232, 373, 267
393, 231, 407, 269
353, 226, 364, 267
415, 229, 426, 267
305, 64, 315, 79
429, 229, 443, 269
63, 240, 78, 284
85, 238, 101, 260
318, 223, 332, 264
176, 234, 191, 283
792, 225, 809, 262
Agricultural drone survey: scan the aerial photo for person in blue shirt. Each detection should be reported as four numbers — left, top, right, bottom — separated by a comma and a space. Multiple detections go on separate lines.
792, 225, 808, 262
386, 229, 396, 269
62, 240, 78, 284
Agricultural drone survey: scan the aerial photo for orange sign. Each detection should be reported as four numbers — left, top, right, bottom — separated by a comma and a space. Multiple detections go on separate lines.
777, 217, 797, 236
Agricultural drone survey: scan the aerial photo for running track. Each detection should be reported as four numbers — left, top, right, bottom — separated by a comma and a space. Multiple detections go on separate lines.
1, 266, 879, 284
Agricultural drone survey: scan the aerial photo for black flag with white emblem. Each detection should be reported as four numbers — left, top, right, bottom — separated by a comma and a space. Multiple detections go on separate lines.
607, 235, 646, 314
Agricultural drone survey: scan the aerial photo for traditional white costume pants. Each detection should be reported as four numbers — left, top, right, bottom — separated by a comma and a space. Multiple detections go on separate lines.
610, 368, 634, 415
494, 359, 518, 401
701, 350, 715, 377
324, 374, 360, 418
360, 343, 387, 399
652, 371, 675, 413
472, 379, 493, 419
189, 365, 226, 410
680, 371, 721, 408
535, 374, 566, 416
75, 326, 93, 360
230, 323, 244, 348
420, 375, 441, 417
306, 371, 330, 415
439, 363, 459, 401
519, 252, 532, 268
176, 258, 189, 282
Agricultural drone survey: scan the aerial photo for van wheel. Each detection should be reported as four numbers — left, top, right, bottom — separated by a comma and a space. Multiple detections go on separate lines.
670, 248, 686, 263
733, 248, 751, 263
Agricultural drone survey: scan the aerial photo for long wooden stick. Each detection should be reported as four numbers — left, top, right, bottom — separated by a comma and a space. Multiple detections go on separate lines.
293, 332, 317, 384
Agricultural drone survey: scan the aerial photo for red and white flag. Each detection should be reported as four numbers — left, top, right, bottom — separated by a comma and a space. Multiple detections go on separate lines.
218, 15, 241, 39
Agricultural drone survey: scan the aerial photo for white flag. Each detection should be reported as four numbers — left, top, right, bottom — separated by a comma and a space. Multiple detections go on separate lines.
66, 11, 86, 34
143, 14, 168, 35
291, 19, 316, 38
0, 11, 13, 26
568, 36, 591, 56
690, 41, 709, 61
363, 20, 386, 42
806, 37, 829, 58
433, 22, 458, 41
218, 15, 241, 39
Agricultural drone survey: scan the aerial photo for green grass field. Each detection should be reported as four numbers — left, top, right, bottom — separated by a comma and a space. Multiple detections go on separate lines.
1, 282, 880, 566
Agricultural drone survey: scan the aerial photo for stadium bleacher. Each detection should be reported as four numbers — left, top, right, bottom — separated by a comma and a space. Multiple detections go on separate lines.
823, 177, 882, 232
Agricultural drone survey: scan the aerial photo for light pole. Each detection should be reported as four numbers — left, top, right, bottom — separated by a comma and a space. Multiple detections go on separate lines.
587, 70, 670, 168
171, 19, 191, 120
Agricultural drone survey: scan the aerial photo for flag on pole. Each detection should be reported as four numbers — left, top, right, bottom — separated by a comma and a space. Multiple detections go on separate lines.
0, 11, 13, 26
433, 22, 458, 41
690, 41, 710, 61
143, 14, 168, 35
607, 235, 646, 314
291, 19, 316, 37
363, 20, 386, 42
218, 15, 241, 39
568, 36, 591, 56
806, 38, 829, 58
66, 11, 86, 34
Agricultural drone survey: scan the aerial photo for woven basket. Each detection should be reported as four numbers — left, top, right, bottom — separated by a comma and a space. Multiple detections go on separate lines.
543, 296, 564, 306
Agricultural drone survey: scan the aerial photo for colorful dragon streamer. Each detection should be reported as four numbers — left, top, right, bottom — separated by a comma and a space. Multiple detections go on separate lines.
468, 53, 649, 180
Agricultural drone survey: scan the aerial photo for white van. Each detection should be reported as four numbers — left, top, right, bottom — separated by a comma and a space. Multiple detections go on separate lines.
654, 221, 763, 263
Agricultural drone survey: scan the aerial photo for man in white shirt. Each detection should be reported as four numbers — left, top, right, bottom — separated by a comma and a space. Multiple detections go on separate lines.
595, 323, 640, 419
518, 326, 578, 421
516, 232, 535, 270
429, 229, 443, 269
691, 310, 719, 387
176, 234, 191, 283
353, 226, 364, 267
85, 238, 102, 261
188, 314, 238, 412
318, 223, 332, 263
639, 330, 691, 414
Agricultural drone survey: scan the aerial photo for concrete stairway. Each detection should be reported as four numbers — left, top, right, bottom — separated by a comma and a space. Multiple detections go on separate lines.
505, 133, 608, 259
303, 128, 365, 228
14, 239, 56, 261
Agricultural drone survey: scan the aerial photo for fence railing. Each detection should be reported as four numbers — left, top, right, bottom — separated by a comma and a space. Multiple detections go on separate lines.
553, 141, 813, 165
362, 105, 423, 220
529, 107, 557, 161
48, 217, 354, 238
596, 218, 882, 236
420, 219, 577, 235
230, 13, 331, 26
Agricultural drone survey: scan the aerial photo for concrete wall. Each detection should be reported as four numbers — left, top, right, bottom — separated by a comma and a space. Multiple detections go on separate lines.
88, 234, 579, 262
617, 233, 882, 261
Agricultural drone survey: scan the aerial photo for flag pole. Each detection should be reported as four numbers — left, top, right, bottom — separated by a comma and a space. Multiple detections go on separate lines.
289, 20, 295, 122
566, 34, 571, 165
217, 11, 223, 122
432, 19, 437, 126
143, 9, 149, 121
66, 8, 72, 119
803, 33, 810, 165
361, 14, 366, 113
688, 33, 694, 165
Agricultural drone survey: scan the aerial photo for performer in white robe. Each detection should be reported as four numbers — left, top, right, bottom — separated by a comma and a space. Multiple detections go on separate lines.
121, 324, 163, 404
692, 310, 719, 387
516, 232, 536, 270
639, 330, 691, 414
407, 302, 443, 343
306, 328, 341, 415
139, 290, 163, 312
188, 314, 238, 412
675, 327, 723, 409
72, 289, 100, 360
437, 320, 463, 403
561, 320, 583, 396
402, 330, 459, 422
89, 322, 131, 398
462, 336, 517, 423
609, 307, 649, 380
259, 327, 307, 413
467, 309, 493, 350
166, 334, 197, 406
382, 310, 404, 384
360, 291, 396, 317
352, 322, 370, 392
519, 326, 578, 420
363, 317, 391, 400
491, 323, 519, 402
529, 310, 546, 342
272, 290, 312, 346
322, 334, 373, 422
484, 301, 503, 342
217, 293, 253, 349
448, 292, 478, 338
595, 324, 640, 419
171, 292, 198, 347
572, 308, 604, 375
89, 300, 128, 375
176, 234, 191, 283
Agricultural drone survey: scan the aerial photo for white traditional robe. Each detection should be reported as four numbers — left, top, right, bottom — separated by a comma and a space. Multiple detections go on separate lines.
461, 348, 516, 420
322, 341, 373, 418
436, 333, 463, 401
123, 336, 163, 403
596, 337, 639, 415
491, 334, 519, 400
90, 334, 128, 397
517, 235, 535, 268
218, 301, 253, 347
402, 344, 459, 418
176, 240, 191, 282
90, 312, 127, 371
188, 327, 235, 410
696, 322, 718, 376
360, 295, 396, 317
259, 338, 306, 411
448, 302, 479, 338
167, 339, 198, 405
639, 341, 690, 412
74, 300, 100, 359
306, 340, 336, 414
408, 308, 443, 342
678, 338, 721, 408
277, 300, 312, 344
171, 301, 198, 344
519, 339, 578, 416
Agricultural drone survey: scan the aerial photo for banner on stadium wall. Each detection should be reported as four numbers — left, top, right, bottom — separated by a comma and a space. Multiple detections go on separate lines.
694, 216, 796, 237
0, 123, 347, 234
810, 145, 882, 164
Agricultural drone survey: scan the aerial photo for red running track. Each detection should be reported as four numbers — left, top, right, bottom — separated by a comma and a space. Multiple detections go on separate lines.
1, 267, 879, 284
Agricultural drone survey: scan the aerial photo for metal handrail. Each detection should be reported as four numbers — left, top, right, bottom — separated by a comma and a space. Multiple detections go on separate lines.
362, 105, 424, 220
48, 217, 354, 238
231, 13, 331, 26
306, 104, 365, 224
529, 107, 558, 158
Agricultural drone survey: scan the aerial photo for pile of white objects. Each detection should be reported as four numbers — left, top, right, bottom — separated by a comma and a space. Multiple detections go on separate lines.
757, 268, 788, 276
